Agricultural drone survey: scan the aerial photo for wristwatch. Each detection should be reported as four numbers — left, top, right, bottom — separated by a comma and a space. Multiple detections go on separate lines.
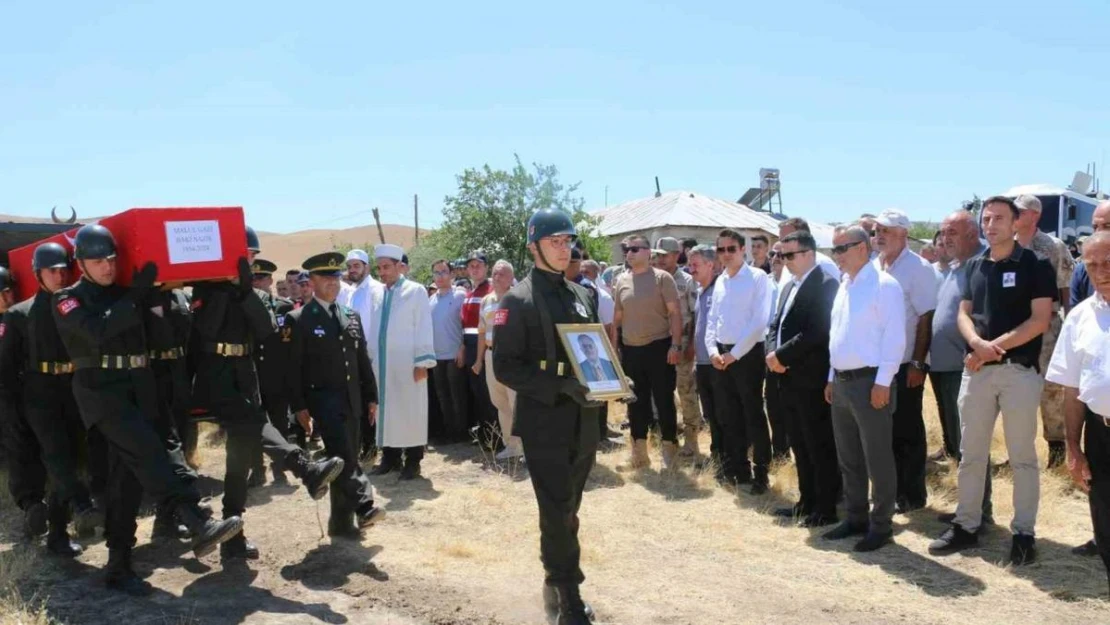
910, 360, 929, 372
669, 345, 682, 353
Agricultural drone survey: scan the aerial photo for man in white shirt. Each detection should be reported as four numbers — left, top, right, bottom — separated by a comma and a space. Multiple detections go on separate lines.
704, 229, 774, 493
873, 208, 938, 514
777, 217, 840, 289
822, 225, 905, 552
1048, 231, 1110, 592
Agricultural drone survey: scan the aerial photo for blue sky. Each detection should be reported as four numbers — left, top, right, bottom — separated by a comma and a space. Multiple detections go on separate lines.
1, 1, 1107, 233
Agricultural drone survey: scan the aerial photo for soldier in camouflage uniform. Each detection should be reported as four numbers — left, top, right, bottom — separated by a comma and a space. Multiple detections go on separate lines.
655, 237, 702, 456
1014, 194, 1075, 468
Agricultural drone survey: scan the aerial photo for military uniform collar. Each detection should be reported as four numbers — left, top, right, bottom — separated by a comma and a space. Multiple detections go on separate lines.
532, 267, 565, 287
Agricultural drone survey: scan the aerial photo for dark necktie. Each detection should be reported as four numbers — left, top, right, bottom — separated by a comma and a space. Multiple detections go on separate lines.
329, 303, 342, 337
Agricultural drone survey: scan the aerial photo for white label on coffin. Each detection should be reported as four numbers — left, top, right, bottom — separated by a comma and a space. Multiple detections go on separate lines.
165, 220, 223, 265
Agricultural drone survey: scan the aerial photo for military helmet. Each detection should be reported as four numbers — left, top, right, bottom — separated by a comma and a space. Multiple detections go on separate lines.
33, 242, 70, 271
527, 209, 577, 244
73, 224, 118, 261
246, 226, 261, 253
0, 267, 14, 292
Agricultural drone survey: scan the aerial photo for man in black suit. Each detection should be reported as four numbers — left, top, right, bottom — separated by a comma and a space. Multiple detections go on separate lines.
766, 231, 842, 527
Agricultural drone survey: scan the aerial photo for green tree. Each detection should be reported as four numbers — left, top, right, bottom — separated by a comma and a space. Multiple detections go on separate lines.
426, 155, 609, 273
908, 221, 939, 243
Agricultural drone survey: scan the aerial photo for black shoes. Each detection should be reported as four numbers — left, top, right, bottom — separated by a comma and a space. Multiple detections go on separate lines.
179, 508, 244, 559
105, 549, 152, 597
543, 584, 595, 624
24, 501, 48, 538
220, 532, 261, 560
1072, 539, 1099, 557
357, 505, 386, 530
399, 462, 422, 481
928, 524, 978, 555
46, 532, 83, 558
1011, 534, 1036, 566
302, 457, 345, 500
799, 514, 839, 528
369, 462, 399, 477
822, 522, 868, 541
854, 531, 892, 552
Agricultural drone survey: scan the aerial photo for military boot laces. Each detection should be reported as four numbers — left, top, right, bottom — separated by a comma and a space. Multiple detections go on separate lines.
178, 505, 244, 558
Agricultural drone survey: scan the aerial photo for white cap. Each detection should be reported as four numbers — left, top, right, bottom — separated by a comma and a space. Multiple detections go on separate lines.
374, 243, 404, 261
876, 208, 911, 230
346, 249, 369, 265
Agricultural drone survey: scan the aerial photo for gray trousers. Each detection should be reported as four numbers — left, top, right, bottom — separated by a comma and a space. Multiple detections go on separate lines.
954, 363, 1042, 535
830, 371, 897, 535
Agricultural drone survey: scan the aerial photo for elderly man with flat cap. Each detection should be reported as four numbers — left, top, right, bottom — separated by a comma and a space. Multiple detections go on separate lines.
360, 244, 437, 480
285, 252, 384, 536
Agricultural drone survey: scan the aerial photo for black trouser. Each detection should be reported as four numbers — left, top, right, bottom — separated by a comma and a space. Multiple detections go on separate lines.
432, 359, 470, 441
597, 403, 609, 439
463, 335, 496, 440
380, 446, 425, 467
1, 403, 46, 511
23, 373, 95, 511
621, 338, 678, 443
1084, 410, 1110, 590
696, 364, 723, 461
715, 344, 771, 480
782, 377, 840, 518
929, 370, 961, 458
520, 410, 598, 586
307, 390, 373, 523
892, 363, 927, 508
764, 370, 791, 459
151, 361, 196, 483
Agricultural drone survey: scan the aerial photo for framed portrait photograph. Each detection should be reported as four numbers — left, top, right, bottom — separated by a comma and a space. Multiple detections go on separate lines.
556, 323, 633, 401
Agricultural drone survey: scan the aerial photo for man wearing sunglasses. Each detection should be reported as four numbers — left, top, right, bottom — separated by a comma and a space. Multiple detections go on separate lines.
613, 234, 684, 470
776, 218, 841, 288
705, 229, 775, 493
823, 225, 905, 552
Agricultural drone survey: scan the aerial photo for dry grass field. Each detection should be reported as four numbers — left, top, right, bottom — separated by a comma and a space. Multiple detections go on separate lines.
0, 386, 1108, 625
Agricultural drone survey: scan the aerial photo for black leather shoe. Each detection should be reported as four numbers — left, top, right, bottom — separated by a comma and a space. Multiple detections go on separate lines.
822, 522, 868, 541
369, 462, 399, 476
357, 505, 386, 529
220, 532, 260, 560
46, 533, 83, 558
853, 531, 893, 552
303, 457, 345, 500
1072, 539, 1099, 557
1010, 534, 1036, 566
773, 504, 806, 519
152, 509, 191, 542
799, 514, 839, 528
105, 549, 152, 597
543, 584, 595, 621
185, 514, 244, 558
24, 501, 48, 538
928, 524, 978, 554
399, 462, 422, 481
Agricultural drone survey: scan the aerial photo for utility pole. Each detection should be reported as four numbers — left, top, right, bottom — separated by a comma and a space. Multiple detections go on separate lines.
413, 194, 419, 245
371, 207, 386, 244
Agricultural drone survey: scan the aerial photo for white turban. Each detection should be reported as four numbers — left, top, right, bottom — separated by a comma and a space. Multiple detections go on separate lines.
374, 244, 404, 261
346, 248, 369, 265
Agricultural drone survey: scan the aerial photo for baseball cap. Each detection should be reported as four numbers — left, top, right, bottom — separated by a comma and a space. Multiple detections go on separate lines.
875, 208, 911, 230
656, 237, 681, 253
1014, 194, 1043, 213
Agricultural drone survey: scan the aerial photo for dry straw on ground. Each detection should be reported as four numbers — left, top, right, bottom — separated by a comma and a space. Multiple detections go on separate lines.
1, 388, 1108, 624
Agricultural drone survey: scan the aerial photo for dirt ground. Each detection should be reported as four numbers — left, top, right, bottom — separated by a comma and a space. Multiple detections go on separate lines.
3, 394, 1110, 625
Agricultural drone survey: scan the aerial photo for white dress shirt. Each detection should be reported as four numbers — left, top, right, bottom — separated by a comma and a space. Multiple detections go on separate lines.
705, 264, 773, 360
1046, 293, 1110, 416
776, 265, 817, 348
779, 251, 840, 288
874, 246, 938, 363
828, 262, 906, 386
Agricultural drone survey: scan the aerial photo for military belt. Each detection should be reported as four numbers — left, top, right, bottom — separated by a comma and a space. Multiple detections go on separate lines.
73, 355, 150, 370
203, 342, 252, 357
149, 347, 186, 360
35, 361, 75, 375
538, 360, 570, 376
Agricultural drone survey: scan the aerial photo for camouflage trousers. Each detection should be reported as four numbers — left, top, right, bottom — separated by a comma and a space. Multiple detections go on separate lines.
1039, 310, 1066, 443
676, 355, 701, 435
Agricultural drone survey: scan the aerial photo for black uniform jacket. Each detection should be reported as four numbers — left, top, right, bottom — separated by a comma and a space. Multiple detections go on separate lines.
284, 298, 377, 420
0, 290, 74, 410
144, 288, 192, 354
51, 279, 154, 427
493, 267, 600, 446
255, 295, 295, 400
765, 268, 839, 389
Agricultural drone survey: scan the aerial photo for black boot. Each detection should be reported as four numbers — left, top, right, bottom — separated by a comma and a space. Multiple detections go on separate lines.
554, 585, 594, 625
291, 454, 344, 500
152, 505, 191, 542
177, 504, 244, 558
398, 460, 421, 481
220, 531, 260, 560
543, 584, 594, 621
105, 549, 151, 596
356, 504, 385, 529
328, 511, 361, 539
750, 466, 770, 495
23, 501, 48, 538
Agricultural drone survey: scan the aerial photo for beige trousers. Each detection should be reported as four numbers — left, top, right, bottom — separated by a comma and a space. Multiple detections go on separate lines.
485, 350, 522, 454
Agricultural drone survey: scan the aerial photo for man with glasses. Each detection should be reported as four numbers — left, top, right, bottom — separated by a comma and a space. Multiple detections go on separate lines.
873, 208, 938, 514
777, 218, 841, 287
428, 259, 469, 443
1014, 194, 1076, 469
767, 231, 841, 526
705, 229, 774, 493
613, 234, 684, 470
823, 225, 904, 552
928, 196, 1054, 565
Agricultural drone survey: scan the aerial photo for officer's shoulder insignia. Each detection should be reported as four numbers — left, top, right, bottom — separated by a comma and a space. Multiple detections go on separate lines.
493, 309, 509, 325
56, 297, 80, 316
